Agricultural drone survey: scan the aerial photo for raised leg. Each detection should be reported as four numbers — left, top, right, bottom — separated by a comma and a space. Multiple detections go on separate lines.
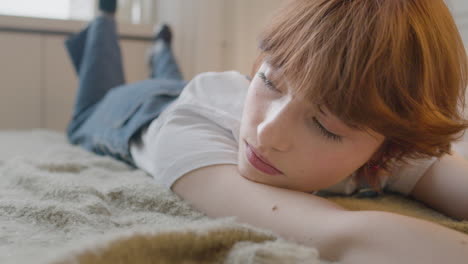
147, 25, 184, 80
65, 15, 125, 134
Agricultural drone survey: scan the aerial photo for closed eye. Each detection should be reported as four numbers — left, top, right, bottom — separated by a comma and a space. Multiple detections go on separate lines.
258, 71, 343, 143
311, 117, 343, 142
258, 72, 278, 92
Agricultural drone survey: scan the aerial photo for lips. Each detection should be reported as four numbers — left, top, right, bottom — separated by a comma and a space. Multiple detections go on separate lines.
245, 141, 283, 175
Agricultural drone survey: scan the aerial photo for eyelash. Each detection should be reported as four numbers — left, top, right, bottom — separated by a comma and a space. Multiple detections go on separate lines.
258, 72, 342, 143
258, 72, 277, 92
311, 117, 343, 142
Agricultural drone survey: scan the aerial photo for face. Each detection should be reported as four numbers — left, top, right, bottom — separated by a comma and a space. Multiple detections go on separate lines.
237, 62, 385, 192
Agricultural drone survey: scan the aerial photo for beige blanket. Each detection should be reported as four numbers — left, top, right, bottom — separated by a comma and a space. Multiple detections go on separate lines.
0, 130, 466, 264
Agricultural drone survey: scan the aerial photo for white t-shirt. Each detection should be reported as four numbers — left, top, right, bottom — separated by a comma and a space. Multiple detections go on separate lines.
130, 71, 436, 195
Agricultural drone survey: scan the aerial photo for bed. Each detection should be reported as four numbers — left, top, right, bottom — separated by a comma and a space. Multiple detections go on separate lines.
0, 129, 467, 264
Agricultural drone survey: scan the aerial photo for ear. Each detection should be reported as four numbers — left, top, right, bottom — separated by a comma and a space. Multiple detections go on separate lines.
368, 140, 392, 165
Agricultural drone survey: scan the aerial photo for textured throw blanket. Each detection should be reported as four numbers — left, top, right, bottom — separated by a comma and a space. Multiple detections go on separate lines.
0, 130, 466, 264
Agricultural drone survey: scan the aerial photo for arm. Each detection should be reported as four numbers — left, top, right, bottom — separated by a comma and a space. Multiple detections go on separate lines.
340, 210, 468, 264
411, 151, 468, 220
173, 164, 348, 261
173, 164, 468, 263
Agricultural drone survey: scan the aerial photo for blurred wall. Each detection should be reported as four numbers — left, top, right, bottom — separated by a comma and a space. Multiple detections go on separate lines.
447, 0, 468, 156
153, 0, 284, 79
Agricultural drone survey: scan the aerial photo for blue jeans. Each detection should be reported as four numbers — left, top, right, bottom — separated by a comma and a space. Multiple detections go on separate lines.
66, 16, 187, 167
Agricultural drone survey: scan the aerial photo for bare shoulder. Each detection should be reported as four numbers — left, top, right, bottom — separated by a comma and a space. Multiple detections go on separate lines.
411, 151, 468, 220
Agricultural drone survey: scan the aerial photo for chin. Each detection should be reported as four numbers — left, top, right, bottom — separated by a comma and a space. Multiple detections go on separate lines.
242, 174, 262, 184
237, 164, 266, 185
237, 164, 256, 181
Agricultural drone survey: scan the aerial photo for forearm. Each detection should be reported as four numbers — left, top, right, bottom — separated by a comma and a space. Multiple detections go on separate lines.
237, 181, 468, 263
173, 164, 355, 261
412, 152, 468, 220
174, 164, 468, 263
220, 178, 353, 261
188, 177, 468, 264
340, 210, 468, 264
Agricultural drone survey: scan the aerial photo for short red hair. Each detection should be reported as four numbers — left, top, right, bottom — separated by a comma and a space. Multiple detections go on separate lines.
253, 0, 468, 189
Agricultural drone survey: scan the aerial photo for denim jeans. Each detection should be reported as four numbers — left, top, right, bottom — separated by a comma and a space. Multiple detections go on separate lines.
65, 16, 187, 167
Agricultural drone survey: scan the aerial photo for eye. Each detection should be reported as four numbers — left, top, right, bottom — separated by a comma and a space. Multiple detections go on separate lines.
258, 72, 279, 92
311, 117, 343, 143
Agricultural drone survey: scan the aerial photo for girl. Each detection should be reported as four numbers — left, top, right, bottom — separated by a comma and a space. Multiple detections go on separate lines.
67, 0, 468, 262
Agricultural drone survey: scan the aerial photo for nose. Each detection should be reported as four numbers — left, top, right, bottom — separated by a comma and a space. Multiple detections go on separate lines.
257, 103, 295, 152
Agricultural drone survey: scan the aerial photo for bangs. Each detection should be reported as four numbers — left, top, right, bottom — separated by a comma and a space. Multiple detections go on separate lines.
256, 0, 468, 149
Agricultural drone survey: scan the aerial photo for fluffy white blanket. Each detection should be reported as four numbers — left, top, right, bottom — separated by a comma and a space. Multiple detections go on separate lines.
0, 130, 328, 264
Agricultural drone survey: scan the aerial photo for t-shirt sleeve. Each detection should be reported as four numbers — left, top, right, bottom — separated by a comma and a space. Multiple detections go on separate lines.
385, 157, 438, 195
317, 157, 438, 196
148, 109, 239, 190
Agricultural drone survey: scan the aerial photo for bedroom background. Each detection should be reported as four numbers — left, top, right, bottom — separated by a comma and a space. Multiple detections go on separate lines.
0, 0, 467, 156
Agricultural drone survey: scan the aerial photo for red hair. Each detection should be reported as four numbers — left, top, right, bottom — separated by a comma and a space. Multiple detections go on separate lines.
253, 0, 468, 190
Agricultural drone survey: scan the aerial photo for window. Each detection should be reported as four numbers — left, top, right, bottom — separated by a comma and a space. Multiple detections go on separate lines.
0, 0, 80, 20
0, 0, 155, 24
